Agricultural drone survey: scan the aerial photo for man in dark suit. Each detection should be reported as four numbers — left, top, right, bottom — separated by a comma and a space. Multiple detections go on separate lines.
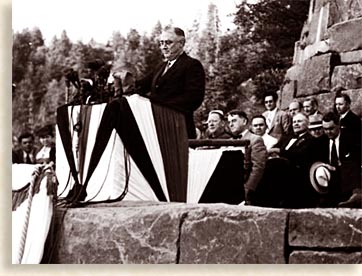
12, 132, 37, 164
335, 92, 361, 145
136, 26, 205, 138
315, 112, 361, 207
269, 112, 318, 208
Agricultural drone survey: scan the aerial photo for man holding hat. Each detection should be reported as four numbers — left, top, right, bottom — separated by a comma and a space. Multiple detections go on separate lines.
311, 112, 361, 207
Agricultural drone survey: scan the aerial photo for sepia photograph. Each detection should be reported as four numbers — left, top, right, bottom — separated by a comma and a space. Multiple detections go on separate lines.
8, 0, 362, 269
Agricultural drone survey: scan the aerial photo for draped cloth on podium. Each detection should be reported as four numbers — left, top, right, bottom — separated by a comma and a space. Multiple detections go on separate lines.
56, 94, 188, 202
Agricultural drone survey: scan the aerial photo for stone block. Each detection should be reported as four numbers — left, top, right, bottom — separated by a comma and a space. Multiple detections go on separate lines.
280, 80, 297, 110
179, 205, 288, 264
297, 53, 332, 97
307, 9, 323, 44
314, 0, 330, 14
328, 18, 362, 52
285, 65, 302, 81
300, 40, 330, 62
289, 251, 362, 264
340, 50, 362, 63
50, 203, 187, 264
288, 209, 362, 248
331, 64, 362, 90
328, 0, 362, 27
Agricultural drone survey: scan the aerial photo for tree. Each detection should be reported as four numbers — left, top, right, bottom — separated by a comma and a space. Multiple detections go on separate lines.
198, 3, 221, 74
138, 22, 163, 77
232, 0, 309, 100
185, 18, 201, 59
234, 0, 309, 66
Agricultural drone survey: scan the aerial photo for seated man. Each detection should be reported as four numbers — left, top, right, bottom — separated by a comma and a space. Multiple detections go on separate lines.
203, 110, 232, 139
268, 113, 319, 208
227, 110, 267, 205
308, 114, 324, 138
250, 115, 278, 151
12, 132, 37, 164
288, 100, 303, 118
314, 112, 361, 208
262, 91, 291, 143
303, 96, 322, 116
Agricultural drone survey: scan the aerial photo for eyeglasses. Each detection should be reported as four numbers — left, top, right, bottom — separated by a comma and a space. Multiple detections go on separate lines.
264, 100, 274, 104
159, 40, 174, 46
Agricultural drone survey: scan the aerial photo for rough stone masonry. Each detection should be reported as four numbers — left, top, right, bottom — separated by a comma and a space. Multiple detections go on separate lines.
280, 0, 362, 115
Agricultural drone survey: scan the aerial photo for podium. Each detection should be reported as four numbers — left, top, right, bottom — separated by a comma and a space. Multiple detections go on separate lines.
56, 95, 247, 204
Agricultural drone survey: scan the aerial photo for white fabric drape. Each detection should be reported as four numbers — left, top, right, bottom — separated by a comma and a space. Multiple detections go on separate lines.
12, 164, 53, 264
187, 148, 223, 203
56, 96, 168, 202
126, 94, 169, 201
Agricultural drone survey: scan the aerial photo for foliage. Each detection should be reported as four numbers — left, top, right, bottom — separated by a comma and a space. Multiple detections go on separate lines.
12, 0, 309, 136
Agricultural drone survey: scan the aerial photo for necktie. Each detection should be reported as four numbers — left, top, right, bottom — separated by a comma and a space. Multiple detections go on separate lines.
330, 139, 339, 167
25, 153, 32, 164
162, 61, 171, 75
233, 134, 242, 139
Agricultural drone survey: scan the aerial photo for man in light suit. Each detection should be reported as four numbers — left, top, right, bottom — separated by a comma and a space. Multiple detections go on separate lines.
250, 115, 278, 151
262, 91, 291, 143
136, 26, 205, 138
227, 110, 267, 205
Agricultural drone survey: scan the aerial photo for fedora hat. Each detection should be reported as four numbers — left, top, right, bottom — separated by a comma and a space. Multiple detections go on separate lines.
309, 162, 331, 194
308, 114, 323, 129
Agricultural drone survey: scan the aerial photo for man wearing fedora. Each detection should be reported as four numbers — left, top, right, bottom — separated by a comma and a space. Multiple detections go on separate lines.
312, 112, 361, 208
308, 114, 324, 138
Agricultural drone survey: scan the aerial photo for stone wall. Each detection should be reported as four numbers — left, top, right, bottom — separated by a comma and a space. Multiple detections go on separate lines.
47, 201, 362, 264
280, 0, 362, 116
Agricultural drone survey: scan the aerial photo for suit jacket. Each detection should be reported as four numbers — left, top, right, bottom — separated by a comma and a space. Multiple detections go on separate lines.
314, 133, 361, 201
136, 52, 206, 138
262, 108, 291, 142
340, 110, 361, 144
278, 131, 318, 207
12, 148, 37, 164
240, 130, 267, 193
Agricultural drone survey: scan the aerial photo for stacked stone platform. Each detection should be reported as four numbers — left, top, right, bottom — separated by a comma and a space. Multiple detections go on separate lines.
48, 201, 362, 264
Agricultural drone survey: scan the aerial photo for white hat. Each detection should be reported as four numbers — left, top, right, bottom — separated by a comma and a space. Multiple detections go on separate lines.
309, 162, 331, 194
206, 110, 225, 123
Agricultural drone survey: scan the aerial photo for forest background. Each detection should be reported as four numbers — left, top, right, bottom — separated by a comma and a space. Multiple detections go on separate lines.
12, 0, 309, 138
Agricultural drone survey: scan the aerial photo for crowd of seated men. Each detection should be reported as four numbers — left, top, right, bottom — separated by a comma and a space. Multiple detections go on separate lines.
198, 90, 361, 209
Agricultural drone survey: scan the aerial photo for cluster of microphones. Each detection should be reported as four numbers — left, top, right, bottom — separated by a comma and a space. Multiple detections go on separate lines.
63, 59, 116, 105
